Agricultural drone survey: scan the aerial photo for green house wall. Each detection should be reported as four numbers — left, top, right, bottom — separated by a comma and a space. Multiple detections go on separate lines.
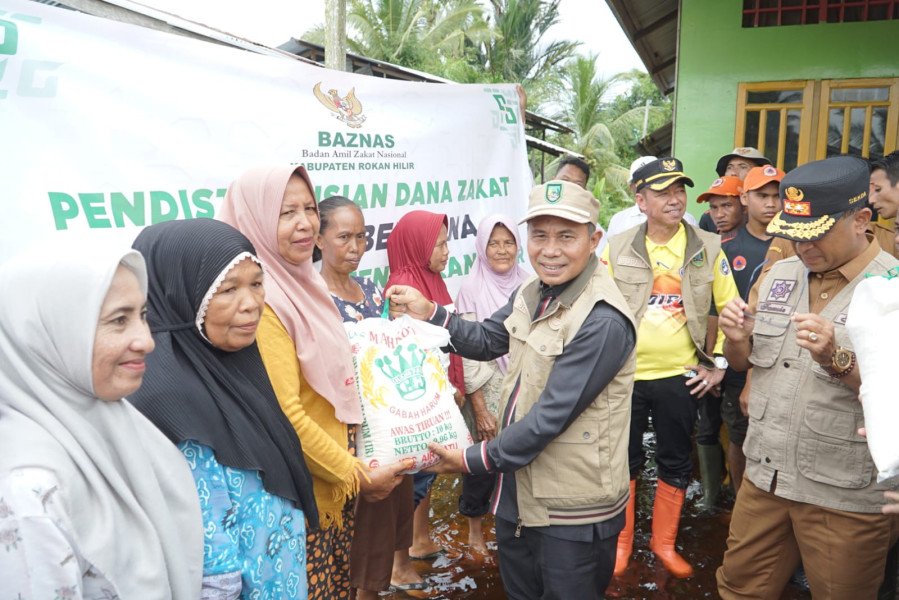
673, 2, 899, 218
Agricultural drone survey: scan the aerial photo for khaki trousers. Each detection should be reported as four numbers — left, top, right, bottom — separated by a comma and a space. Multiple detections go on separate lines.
717, 477, 899, 600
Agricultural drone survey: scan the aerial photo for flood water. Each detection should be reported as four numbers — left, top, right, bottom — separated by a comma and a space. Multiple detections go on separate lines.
383, 430, 815, 600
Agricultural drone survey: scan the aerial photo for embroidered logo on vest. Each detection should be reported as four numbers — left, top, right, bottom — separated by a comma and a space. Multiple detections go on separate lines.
765, 279, 797, 302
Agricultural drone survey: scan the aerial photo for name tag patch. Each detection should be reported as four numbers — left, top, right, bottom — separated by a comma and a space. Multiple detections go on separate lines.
834, 313, 847, 325
757, 301, 792, 315
616, 256, 648, 269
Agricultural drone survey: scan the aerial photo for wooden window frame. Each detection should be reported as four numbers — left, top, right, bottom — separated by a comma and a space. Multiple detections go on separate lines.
736, 78, 899, 168
815, 77, 899, 158
742, 0, 898, 27
735, 80, 816, 170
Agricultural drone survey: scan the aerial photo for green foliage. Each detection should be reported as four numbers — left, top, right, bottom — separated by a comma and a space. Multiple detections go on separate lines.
482, 0, 579, 83
592, 176, 634, 230
606, 69, 673, 165
304, 0, 492, 79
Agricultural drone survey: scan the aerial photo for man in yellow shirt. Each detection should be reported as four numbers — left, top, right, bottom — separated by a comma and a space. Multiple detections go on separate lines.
602, 157, 738, 578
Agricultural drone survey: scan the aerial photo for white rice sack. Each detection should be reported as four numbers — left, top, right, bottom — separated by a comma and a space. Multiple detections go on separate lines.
344, 314, 473, 473
846, 275, 899, 482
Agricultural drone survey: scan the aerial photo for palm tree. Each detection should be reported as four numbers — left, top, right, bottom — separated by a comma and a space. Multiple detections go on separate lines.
550, 54, 669, 222
481, 0, 578, 84
304, 0, 492, 78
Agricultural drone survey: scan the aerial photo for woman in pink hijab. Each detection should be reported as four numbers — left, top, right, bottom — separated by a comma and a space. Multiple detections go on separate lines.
218, 165, 409, 600
455, 214, 530, 553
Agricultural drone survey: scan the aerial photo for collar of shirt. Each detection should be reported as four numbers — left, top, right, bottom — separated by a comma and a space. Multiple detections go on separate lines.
808, 235, 878, 312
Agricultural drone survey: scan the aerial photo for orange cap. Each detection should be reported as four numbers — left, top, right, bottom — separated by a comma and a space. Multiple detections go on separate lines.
743, 165, 786, 192
697, 176, 743, 203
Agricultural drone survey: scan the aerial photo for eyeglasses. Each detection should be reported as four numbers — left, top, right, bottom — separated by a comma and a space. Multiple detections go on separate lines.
742, 267, 809, 333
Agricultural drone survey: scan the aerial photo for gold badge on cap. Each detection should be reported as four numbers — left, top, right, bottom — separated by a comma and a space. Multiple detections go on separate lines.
545, 183, 562, 204
785, 187, 804, 202
662, 159, 676, 172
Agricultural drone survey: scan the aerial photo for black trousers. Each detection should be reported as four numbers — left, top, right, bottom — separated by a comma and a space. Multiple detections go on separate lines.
495, 515, 619, 600
459, 472, 496, 517
629, 375, 699, 489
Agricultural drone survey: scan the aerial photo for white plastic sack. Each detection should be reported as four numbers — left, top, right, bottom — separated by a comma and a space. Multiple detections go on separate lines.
344, 314, 473, 473
846, 274, 899, 482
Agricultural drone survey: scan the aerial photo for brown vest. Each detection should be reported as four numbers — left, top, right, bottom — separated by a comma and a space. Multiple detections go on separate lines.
746, 252, 899, 512
607, 222, 722, 368
497, 256, 636, 527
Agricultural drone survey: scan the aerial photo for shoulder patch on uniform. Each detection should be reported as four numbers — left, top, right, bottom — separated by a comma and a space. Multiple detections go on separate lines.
719, 256, 730, 276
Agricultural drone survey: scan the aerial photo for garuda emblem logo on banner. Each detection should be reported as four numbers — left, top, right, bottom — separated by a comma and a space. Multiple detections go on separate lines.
314, 82, 367, 128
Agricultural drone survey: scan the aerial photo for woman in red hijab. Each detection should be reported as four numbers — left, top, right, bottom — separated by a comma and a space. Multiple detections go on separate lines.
386, 210, 463, 562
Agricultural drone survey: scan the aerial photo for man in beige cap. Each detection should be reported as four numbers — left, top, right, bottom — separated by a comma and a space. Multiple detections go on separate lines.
716, 146, 773, 179
699, 147, 774, 233
386, 180, 637, 599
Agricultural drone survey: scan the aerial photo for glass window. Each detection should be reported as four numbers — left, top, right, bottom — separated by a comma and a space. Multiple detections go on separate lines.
747, 90, 804, 104
831, 87, 890, 102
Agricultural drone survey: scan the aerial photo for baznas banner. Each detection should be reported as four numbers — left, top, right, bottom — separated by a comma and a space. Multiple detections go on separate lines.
0, 0, 533, 295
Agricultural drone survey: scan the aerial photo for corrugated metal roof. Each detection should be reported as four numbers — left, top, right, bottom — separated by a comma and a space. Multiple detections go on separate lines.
525, 135, 584, 158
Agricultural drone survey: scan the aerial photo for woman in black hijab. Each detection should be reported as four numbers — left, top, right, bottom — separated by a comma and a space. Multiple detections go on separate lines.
131, 218, 317, 599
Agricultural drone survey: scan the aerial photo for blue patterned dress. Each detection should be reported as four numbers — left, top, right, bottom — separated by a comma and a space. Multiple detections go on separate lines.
330, 276, 384, 321
179, 440, 307, 600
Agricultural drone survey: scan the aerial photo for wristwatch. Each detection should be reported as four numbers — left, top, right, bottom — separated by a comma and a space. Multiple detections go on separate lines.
714, 355, 728, 370
821, 347, 856, 378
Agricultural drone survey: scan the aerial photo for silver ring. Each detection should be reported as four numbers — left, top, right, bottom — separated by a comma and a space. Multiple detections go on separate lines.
809, 332, 818, 342
702, 380, 709, 386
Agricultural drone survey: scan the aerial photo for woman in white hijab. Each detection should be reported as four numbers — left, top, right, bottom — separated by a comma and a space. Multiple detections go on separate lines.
0, 245, 203, 599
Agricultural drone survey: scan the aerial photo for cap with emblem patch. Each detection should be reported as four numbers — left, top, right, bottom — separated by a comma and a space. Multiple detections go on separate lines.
632, 157, 695, 193
715, 147, 772, 177
743, 165, 786, 192
766, 155, 870, 242
521, 179, 599, 225
697, 176, 743, 203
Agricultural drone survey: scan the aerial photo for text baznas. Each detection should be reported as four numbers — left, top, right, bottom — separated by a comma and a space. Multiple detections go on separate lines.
317, 131, 395, 148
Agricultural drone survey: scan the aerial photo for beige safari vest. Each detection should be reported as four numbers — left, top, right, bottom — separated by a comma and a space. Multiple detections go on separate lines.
607, 222, 722, 369
496, 257, 636, 527
746, 253, 899, 513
